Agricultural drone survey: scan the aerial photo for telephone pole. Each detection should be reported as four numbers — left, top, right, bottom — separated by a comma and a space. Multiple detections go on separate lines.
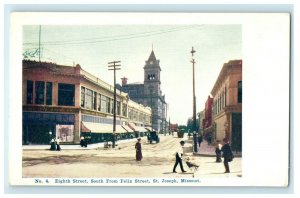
108, 61, 121, 148
39, 25, 41, 62
190, 47, 198, 153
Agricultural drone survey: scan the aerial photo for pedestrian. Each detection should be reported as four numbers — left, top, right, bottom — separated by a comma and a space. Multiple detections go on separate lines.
50, 136, 56, 151
215, 140, 222, 163
56, 136, 61, 151
80, 136, 87, 147
221, 138, 234, 173
197, 135, 203, 147
173, 140, 187, 173
135, 138, 142, 161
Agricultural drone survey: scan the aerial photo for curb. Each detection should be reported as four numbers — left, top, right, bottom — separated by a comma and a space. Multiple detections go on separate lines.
193, 152, 242, 157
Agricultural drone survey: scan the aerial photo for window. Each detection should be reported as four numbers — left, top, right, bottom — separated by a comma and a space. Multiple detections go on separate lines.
26, 80, 33, 104
107, 98, 111, 113
58, 83, 75, 106
101, 95, 107, 113
97, 93, 101, 111
128, 108, 132, 119
81, 87, 85, 107
85, 88, 93, 109
117, 101, 121, 115
238, 81, 242, 103
122, 103, 127, 117
110, 99, 114, 114
46, 82, 52, 105
93, 91, 97, 110
148, 74, 156, 80
35, 81, 45, 104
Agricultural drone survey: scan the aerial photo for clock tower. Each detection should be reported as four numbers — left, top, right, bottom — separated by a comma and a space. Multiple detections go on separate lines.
143, 49, 164, 132
144, 50, 161, 97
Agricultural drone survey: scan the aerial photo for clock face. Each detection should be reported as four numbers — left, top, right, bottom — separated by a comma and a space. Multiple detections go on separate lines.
150, 61, 153, 64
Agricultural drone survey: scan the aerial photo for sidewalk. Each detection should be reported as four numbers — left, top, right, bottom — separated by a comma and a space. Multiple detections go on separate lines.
22, 137, 147, 150
193, 140, 242, 157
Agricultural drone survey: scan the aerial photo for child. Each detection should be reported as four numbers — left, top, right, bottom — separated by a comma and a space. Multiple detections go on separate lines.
215, 141, 222, 163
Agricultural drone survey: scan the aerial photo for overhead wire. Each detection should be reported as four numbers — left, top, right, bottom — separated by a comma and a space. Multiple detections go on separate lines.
23, 25, 201, 46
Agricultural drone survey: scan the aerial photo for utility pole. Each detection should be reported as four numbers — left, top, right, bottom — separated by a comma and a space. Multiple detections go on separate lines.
39, 25, 41, 62
150, 89, 154, 132
108, 61, 121, 148
191, 47, 198, 153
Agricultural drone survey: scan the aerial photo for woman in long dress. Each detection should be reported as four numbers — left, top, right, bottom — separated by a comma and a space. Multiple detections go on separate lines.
135, 138, 142, 161
50, 137, 56, 151
56, 136, 61, 151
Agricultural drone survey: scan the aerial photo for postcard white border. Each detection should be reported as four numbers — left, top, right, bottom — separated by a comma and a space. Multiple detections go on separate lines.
9, 12, 290, 187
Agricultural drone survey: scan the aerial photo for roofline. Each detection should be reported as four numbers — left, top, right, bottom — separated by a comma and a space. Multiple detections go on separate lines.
210, 59, 242, 95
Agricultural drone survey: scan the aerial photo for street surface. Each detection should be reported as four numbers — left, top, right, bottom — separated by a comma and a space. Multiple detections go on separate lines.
23, 135, 242, 178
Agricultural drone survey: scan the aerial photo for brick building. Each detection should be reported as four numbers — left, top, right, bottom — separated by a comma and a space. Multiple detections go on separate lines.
211, 60, 242, 151
22, 60, 151, 145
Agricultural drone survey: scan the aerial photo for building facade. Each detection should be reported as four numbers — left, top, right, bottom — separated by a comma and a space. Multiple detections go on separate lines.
22, 60, 151, 145
203, 96, 213, 140
197, 110, 205, 136
211, 60, 242, 152
119, 50, 168, 133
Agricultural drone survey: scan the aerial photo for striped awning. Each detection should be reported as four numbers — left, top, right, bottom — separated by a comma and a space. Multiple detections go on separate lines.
81, 122, 127, 133
128, 122, 137, 131
122, 125, 134, 133
137, 127, 147, 132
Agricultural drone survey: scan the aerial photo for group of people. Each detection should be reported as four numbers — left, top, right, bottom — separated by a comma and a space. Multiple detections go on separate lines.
134, 137, 234, 174
50, 136, 61, 151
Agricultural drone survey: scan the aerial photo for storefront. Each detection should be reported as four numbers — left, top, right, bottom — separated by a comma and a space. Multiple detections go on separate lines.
23, 112, 75, 145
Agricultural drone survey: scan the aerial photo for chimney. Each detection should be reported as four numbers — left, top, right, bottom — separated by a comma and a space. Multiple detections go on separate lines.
121, 77, 128, 86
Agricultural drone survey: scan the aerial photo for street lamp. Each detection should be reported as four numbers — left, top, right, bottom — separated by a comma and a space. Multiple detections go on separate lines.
190, 47, 198, 153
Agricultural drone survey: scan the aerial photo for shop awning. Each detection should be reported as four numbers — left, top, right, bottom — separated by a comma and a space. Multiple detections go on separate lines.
81, 122, 127, 134
122, 125, 134, 133
137, 127, 147, 132
145, 127, 152, 132
128, 122, 137, 131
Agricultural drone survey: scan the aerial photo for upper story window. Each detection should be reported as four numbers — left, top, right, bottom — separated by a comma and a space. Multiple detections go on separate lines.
58, 83, 75, 106
101, 95, 108, 113
46, 82, 52, 105
26, 80, 33, 104
35, 81, 45, 104
81, 87, 85, 107
117, 101, 121, 115
97, 93, 101, 111
85, 88, 93, 109
93, 91, 97, 110
238, 81, 242, 103
122, 103, 127, 117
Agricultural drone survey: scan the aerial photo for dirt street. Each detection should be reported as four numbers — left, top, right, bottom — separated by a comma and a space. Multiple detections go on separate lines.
23, 135, 242, 178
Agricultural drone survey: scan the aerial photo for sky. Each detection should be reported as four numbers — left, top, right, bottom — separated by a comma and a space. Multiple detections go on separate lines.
23, 25, 242, 125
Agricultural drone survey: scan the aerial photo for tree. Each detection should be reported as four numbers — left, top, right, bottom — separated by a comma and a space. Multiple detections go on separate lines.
186, 117, 199, 133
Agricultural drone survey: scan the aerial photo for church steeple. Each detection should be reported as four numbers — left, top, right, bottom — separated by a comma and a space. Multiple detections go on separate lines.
148, 50, 156, 61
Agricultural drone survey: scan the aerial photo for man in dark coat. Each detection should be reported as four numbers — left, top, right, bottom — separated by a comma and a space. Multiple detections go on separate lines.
173, 140, 187, 173
221, 138, 234, 173
197, 135, 203, 147
135, 138, 142, 161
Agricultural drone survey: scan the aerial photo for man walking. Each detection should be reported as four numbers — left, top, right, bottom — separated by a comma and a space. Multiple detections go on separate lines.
221, 138, 234, 173
173, 140, 187, 173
